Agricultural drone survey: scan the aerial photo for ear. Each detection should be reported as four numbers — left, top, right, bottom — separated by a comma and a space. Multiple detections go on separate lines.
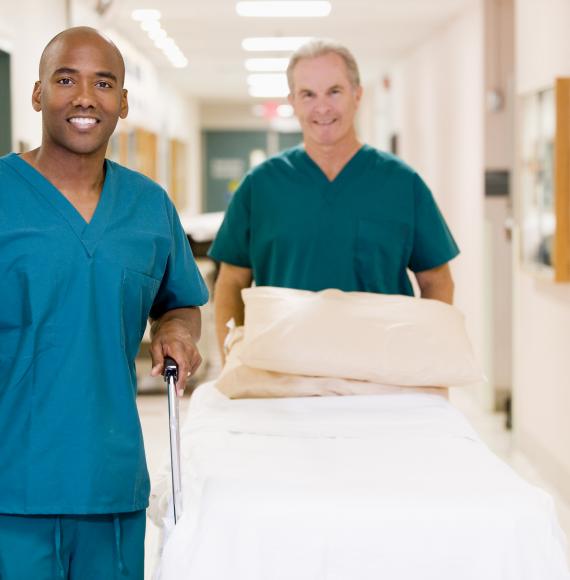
353, 85, 363, 108
287, 92, 297, 115
31, 81, 42, 112
119, 88, 129, 119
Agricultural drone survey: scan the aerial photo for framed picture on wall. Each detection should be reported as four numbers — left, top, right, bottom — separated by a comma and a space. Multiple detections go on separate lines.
519, 78, 570, 282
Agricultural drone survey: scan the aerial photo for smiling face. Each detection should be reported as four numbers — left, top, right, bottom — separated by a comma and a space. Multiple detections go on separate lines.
288, 52, 362, 151
32, 28, 128, 159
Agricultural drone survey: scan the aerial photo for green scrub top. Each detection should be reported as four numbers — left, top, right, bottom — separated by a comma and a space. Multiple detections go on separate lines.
209, 145, 459, 295
0, 153, 208, 515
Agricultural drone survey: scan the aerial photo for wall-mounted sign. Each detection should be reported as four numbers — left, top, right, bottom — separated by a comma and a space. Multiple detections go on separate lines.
210, 158, 245, 180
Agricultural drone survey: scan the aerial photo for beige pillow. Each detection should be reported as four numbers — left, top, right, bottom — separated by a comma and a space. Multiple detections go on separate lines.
240, 287, 484, 387
215, 327, 447, 399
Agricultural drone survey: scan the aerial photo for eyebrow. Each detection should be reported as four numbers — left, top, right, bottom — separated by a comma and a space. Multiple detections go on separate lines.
52, 67, 119, 82
298, 83, 343, 94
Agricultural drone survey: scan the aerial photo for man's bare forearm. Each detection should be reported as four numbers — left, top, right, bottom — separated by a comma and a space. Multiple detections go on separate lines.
419, 278, 454, 304
214, 263, 253, 360
151, 307, 202, 342
415, 263, 455, 305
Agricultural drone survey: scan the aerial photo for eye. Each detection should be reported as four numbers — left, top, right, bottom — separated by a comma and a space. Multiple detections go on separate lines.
57, 78, 74, 85
96, 80, 112, 89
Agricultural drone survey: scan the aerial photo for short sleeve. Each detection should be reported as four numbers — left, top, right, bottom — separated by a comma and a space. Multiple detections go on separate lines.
150, 194, 209, 319
208, 175, 252, 267
408, 173, 460, 272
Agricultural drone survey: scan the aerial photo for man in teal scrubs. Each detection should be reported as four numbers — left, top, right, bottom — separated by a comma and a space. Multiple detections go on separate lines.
209, 39, 459, 354
0, 28, 208, 578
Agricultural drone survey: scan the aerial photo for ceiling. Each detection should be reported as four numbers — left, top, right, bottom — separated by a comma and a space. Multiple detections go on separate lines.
102, 0, 472, 104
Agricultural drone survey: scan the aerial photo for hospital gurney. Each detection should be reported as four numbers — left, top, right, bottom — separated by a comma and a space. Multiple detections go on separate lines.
150, 381, 570, 580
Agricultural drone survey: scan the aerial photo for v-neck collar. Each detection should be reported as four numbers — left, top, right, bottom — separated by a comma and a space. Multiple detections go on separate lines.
292, 144, 371, 204
5, 153, 114, 257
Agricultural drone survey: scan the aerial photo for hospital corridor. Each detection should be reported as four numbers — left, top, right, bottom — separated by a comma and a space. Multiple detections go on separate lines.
1, 0, 570, 579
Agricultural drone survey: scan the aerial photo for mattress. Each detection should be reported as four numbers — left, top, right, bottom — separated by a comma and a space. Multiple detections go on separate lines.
151, 382, 569, 580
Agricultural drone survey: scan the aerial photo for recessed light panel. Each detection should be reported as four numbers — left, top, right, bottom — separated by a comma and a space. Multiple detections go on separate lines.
236, 1, 331, 18
242, 37, 312, 51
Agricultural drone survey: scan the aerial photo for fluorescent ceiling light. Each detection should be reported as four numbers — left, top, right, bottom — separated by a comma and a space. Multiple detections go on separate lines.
249, 86, 290, 98
132, 8, 188, 70
165, 46, 183, 57
131, 9, 161, 21
171, 57, 189, 68
148, 28, 167, 41
247, 73, 289, 97
242, 37, 312, 52
247, 73, 287, 86
141, 19, 162, 32
245, 58, 289, 72
236, 1, 331, 18
277, 104, 294, 117
158, 37, 176, 50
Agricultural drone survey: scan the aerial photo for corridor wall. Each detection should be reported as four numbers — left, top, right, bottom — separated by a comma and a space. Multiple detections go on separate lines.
388, 1, 488, 406
513, 0, 570, 502
0, 0, 67, 150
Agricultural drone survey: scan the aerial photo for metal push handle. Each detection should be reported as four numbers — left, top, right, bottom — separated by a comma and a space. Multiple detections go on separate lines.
164, 356, 183, 524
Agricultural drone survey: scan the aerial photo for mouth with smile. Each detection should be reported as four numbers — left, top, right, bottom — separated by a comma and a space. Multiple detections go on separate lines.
313, 118, 337, 126
67, 116, 99, 130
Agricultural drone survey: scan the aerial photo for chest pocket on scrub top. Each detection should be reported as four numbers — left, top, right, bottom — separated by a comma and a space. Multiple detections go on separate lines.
121, 267, 161, 361
354, 218, 411, 293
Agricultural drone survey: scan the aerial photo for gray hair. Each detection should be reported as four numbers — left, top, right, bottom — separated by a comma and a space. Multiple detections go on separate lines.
286, 38, 361, 92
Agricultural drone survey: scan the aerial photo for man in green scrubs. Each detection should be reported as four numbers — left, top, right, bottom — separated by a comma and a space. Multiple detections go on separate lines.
209, 39, 459, 355
0, 28, 208, 578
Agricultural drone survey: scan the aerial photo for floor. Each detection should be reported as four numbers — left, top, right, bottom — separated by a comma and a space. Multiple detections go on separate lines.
136, 280, 570, 579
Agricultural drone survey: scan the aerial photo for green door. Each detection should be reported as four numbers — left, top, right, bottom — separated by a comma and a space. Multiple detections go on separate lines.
203, 131, 267, 212
203, 130, 303, 212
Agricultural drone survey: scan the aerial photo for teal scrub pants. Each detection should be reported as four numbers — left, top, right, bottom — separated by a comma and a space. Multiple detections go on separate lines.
0, 511, 146, 579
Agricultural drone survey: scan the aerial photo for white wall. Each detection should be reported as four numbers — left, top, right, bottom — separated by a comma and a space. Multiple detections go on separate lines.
0, 0, 68, 150
483, 0, 514, 399
515, 0, 570, 94
102, 29, 202, 212
201, 102, 277, 131
513, 0, 570, 500
484, 0, 514, 170
485, 198, 513, 391
357, 76, 394, 154
390, 0, 489, 407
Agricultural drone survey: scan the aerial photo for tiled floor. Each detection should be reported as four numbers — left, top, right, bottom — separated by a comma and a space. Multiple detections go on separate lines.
138, 378, 570, 579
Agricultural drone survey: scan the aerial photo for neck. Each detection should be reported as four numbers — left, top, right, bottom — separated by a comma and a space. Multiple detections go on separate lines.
304, 133, 362, 181
22, 145, 106, 196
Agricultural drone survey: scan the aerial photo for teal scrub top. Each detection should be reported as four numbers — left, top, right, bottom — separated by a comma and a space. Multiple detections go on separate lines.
0, 153, 208, 515
209, 145, 459, 295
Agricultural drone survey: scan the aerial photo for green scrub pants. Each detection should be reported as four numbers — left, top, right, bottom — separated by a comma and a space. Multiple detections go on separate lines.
0, 511, 146, 579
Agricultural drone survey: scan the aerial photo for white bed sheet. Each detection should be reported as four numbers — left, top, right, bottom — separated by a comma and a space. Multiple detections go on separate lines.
152, 382, 570, 580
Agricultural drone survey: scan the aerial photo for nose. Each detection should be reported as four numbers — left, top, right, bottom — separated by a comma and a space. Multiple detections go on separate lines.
71, 81, 96, 109
313, 95, 331, 114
